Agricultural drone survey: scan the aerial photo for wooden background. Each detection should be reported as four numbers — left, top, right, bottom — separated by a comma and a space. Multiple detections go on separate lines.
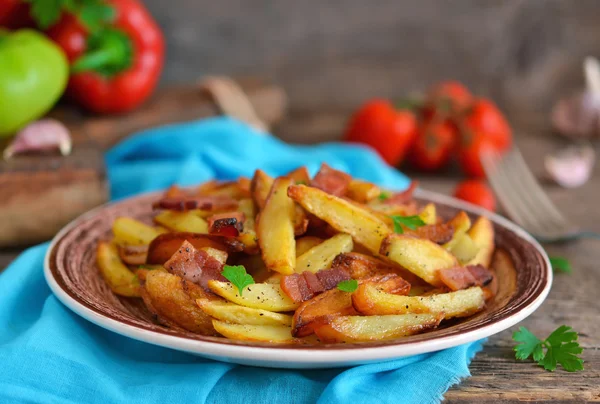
145, 0, 600, 134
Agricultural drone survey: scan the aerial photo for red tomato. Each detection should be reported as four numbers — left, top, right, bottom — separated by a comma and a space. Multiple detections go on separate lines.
344, 99, 418, 166
427, 81, 473, 115
462, 98, 512, 151
453, 180, 496, 211
457, 133, 498, 178
409, 119, 457, 171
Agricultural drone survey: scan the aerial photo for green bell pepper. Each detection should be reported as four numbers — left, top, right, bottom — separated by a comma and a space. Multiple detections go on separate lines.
0, 29, 68, 137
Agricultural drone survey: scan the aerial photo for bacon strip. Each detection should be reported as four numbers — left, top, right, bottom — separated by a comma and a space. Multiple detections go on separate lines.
310, 163, 352, 197
281, 267, 351, 303
412, 223, 454, 244
439, 265, 493, 291
207, 212, 245, 237
331, 252, 422, 286
384, 181, 418, 205
146, 232, 244, 264
152, 196, 238, 212
164, 240, 226, 290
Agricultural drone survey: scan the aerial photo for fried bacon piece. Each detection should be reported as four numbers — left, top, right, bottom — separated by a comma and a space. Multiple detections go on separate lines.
383, 181, 418, 205
281, 267, 351, 303
438, 264, 493, 291
164, 240, 226, 290
146, 232, 244, 264
207, 212, 245, 237
152, 196, 238, 212
331, 252, 422, 286
412, 223, 454, 244
310, 163, 352, 197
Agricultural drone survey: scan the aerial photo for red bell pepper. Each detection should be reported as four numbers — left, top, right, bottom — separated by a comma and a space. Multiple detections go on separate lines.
47, 0, 164, 113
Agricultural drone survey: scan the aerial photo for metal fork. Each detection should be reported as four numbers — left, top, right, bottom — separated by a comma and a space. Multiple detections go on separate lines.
481, 148, 600, 243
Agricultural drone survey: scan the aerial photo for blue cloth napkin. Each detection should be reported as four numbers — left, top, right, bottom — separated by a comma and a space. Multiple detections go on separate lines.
0, 117, 482, 404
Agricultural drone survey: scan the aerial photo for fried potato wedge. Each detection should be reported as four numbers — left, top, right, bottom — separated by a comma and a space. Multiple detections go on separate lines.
346, 179, 381, 203
96, 242, 141, 297
250, 169, 274, 209
418, 203, 437, 225
380, 234, 459, 286
236, 254, 272, 282
258, 177, 296, 274
146, 232, 243, 264
154, 210, 209, 233
292, 274, 410, 337
443, 211, 471, 250
135, 266, 166, 281
288, 184, 391, 254
450, 233, 479, 264
113, 217, 165, 245
197, 299, 292, 326
295, 233, 354, 273
208, 281, 299, 312
353, 284, 485, 319
202, 180, 250, 199
287, 166, 310, 184
314, 313, 443, 343
117, 244, 148, 266
212, 321, 294, 343
143, 270, 217, 335
466, 216, 495, 268
296, 236, 324, 256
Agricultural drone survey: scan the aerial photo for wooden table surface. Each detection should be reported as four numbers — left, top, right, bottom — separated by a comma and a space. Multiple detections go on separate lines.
1, 110, 598, 402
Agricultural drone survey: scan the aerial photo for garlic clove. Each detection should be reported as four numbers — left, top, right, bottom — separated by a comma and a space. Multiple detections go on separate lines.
3, 119, 72, 160
545, 145, 595, 188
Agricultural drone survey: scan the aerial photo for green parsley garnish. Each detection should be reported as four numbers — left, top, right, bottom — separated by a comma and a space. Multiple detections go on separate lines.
549, 256, 572, 274
337, 279, 358, 293
221, 265, 255, 296
513, 325, 584, 372
378, 192, 391, 201
389, 215, 426, 234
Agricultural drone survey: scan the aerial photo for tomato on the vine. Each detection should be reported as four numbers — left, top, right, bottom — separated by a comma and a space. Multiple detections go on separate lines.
453, 179, 496, 211
426, 80, 473, 115
461, 98, 512, 151
344, 99, 418, 166
409, 119, 457, 171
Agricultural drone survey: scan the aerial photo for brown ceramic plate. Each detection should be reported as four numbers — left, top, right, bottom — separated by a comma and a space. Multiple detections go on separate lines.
44, 188, 551, 369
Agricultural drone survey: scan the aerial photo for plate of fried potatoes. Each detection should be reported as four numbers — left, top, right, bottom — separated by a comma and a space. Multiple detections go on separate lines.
45, 165, 551, 368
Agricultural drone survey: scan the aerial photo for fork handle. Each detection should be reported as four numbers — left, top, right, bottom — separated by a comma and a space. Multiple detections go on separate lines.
575, 231, 600, 240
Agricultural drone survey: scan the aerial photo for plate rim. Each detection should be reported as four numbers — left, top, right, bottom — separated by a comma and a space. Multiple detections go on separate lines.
43, 188, 552, 368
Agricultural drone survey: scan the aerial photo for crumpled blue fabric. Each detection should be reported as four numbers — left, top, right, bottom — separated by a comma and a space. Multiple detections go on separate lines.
0, 117, 482, 404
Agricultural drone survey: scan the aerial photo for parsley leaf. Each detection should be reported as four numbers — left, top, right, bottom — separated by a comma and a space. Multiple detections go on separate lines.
28, 0, 66, 28
337, 279, 358, 293
295, 180, 307, 185
221, 265, 254, 296
79, 2, 115, 30
549, 256, 572, 274
389, 215, 426, 234
513, 325, 584, 372
378, 192, 390, 201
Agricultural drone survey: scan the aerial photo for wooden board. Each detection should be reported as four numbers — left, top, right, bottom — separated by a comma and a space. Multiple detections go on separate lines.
0, 80, 286, 247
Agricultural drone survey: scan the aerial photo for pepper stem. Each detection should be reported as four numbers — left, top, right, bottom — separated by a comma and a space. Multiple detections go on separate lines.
71, 28, 133, 76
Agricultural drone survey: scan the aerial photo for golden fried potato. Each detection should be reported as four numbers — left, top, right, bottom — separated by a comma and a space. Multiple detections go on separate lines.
314, 313, 443, 343
418, 203, 437, 225
117, 244, 148, 266
143, 270, 218, 335
449, 233, 479, 264
287, 166, 310, 184
203, 180, 250, 199
380, 234, 459, 286
197, 299, 292, 326
296, 236, 324, 256
353, 284, 485, 319
257, 177, 296, 275
292, 288, 355, 337
467, 217, 495, 268
295, 233, 353, 273
288, 184, 391, 255
212, 321, 294, 343
146, 232, 243, 264
442, 211, 471, 250
346, 179, 381, 203
96, 242, 140, 297
250, 169, 274, 209
154, 211, 209, 233
208, 281, 299, 312
236, 254, 272, 282
112, 217, 165, 245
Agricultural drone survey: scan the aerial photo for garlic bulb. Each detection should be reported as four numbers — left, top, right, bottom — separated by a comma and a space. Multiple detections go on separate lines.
3, 119, 72, 159
545, 145, 595, 188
